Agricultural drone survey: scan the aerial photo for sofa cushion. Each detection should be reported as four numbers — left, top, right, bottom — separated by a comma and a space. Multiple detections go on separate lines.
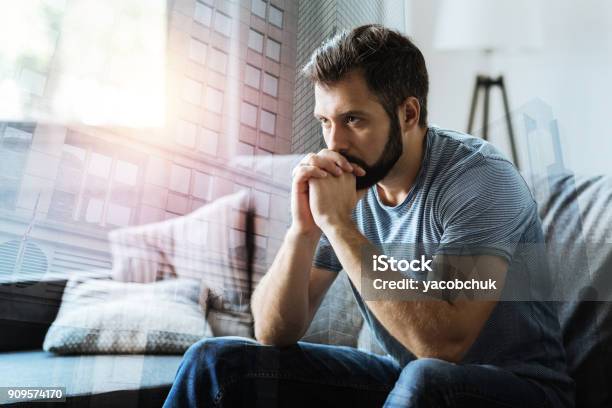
0, 350, 182, 406
109, 190, 251, 284
43, 277, 211, 354
533, 172, 612, 407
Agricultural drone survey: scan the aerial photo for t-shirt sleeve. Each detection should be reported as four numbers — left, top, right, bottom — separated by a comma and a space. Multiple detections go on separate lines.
313, 233, 343, 272
436, 158, 537, 262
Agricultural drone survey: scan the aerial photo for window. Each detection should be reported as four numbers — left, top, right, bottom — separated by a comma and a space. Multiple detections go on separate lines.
85, 198, 104, 223
237, 142, 254, 157
213, 11, 232, 37
248, 29, 264, 53
48, 190, 75, 221
169, 164, 191, 194
269, 5, 283, 27
2, 124, 34, 152
194, 2, 213, 26
88, 153, 112, 178
245, 64, 261, 89
48, 134, 143, 227
176, 119, 197, 148
62, 145, 86, 167
260, 110, 276, 134
188, 38, 207, 65
110, 157, 139, 220
199, 127, 219, 156
145, 154, 209, 218
240, 102, 258, 128
114, 160, 138, 186
0, 122, 35, 210
251, 0, 266, 19
265, 38, 281, 61
205, 87, 224, 114
208, 48, 227, 73
252, 189, 270, 217
262, 72, 278, 96
193, 171, 212, 200
255, 148, 273, 175
167, 192, 189, 215
182, 77, 202, 105
81, 151, 118, 225
106, 203, 131, 226
48, 143, 84, 219
145, 156, 168, 186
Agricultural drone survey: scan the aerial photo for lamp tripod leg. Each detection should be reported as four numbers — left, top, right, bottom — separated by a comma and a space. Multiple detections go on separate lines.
483, 80, 490, 141
467, 76, 481, 134
499, 77, 519, 168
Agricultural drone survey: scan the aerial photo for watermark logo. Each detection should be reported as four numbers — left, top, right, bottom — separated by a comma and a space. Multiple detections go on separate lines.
371, 254, 433, 272
360, 244, 511, 302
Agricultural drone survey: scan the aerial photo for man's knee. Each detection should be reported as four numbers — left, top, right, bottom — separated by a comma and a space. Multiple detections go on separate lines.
391, 357, 459, 405
181, 336, 258, 374
399, 357, 457, 387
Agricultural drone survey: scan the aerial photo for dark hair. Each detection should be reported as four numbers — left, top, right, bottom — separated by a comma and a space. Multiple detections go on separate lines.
302, 24, 429, 127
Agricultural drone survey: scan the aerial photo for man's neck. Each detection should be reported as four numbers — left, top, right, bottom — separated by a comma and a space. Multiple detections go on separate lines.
376, 126, 428, 207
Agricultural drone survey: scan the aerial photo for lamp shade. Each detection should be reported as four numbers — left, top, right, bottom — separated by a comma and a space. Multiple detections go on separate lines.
433, 0, 543, 52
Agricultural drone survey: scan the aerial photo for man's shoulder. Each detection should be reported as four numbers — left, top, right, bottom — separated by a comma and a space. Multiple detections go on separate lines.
427, 126, 523, 187
425, 127, 535, 213
428, 126, 511, 167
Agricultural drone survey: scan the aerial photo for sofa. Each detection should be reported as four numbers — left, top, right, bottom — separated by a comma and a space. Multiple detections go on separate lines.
0, 265, 366, 407
0, 157, 610, 407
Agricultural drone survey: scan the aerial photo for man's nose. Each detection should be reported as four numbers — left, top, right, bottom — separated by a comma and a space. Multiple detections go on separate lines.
326, 124, 349, 152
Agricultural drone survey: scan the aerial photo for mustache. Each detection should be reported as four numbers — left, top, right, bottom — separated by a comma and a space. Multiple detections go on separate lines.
339, 152, 375, 190
339, 152, 370, 171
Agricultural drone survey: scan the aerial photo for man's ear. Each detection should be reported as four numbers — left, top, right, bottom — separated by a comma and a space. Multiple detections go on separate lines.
399, 97, 420, 128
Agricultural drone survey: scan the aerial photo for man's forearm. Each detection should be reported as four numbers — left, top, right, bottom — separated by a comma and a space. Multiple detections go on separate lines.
251, 227, 320, 345
323, 220, 470, 361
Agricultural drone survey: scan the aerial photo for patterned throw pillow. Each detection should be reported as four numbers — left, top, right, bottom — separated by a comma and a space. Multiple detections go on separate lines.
43, 277, 211, 354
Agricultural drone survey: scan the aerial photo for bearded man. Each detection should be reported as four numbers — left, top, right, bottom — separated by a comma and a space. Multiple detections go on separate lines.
163, 25, 573, 408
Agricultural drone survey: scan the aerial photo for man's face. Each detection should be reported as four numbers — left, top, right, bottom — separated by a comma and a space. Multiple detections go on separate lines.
313, 71, 402, 189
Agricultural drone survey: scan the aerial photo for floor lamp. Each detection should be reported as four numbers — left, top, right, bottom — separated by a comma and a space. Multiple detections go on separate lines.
467, 74, 518, 164
433, 0, 543, 169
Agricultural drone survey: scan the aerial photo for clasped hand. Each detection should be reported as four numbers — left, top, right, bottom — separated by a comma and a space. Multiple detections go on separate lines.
290, 149, 366, 236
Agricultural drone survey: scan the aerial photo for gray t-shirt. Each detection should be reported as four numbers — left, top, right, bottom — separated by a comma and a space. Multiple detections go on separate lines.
313, 126, 573, 406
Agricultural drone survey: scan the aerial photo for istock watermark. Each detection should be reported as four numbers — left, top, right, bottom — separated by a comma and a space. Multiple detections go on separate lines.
371, 277, 497, 293
371, 254, 433, 272
358, 243, 610, 302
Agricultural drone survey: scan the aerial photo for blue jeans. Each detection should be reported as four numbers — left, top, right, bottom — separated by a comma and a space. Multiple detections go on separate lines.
163, 336, 552, 407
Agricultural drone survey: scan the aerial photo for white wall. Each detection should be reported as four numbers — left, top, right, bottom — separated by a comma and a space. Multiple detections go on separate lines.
406, 0, 612, 175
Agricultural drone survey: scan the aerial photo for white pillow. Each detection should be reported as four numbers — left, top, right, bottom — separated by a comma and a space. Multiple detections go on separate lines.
108, 190, 252, 293
43, 277, 211, 354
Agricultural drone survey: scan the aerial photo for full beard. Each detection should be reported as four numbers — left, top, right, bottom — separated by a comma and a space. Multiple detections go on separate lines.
340, 111, 403, 190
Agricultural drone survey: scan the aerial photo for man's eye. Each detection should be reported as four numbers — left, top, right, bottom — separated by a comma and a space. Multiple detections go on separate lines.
346, 116, 359, 124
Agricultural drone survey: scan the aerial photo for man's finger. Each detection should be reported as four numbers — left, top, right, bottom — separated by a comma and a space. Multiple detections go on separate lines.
307, 154, 344, 176
292, 164, 328, 181
317, 155, 366, 177
317, 149, 353, 173
351, 164, 367, 176
299, 150, 366, 177
292, 158, 313, 177
300, 152, 316, 164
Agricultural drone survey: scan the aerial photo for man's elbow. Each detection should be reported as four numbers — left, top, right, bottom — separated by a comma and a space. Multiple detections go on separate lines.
254, 322, 304, 347
254, 330, 297, 347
